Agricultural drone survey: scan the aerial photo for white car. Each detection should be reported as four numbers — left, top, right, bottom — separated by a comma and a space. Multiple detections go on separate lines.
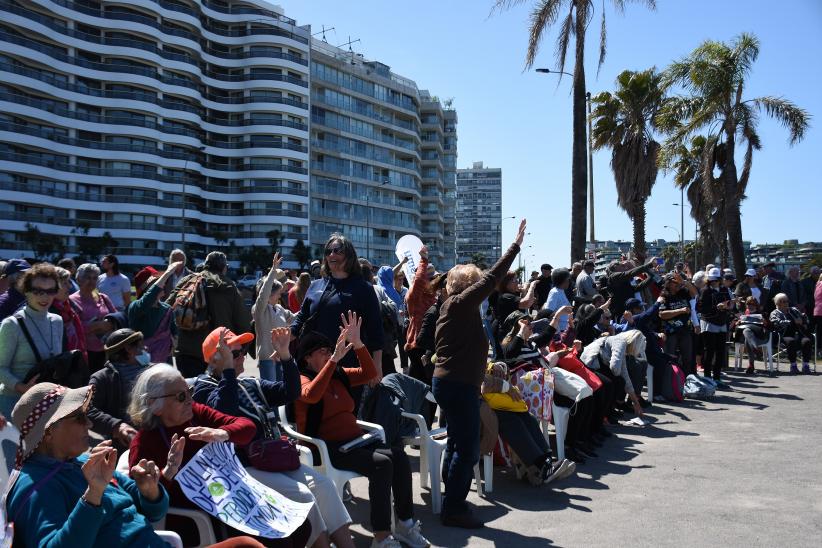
237, 275, 259, 290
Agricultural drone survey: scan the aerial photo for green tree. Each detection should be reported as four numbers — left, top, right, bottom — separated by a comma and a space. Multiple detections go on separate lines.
470, 252, 488, 269
493, 0, 656, 263
660, 244, 678, 271
291, 239, 312, 270
659, 33, 810, 273
22, 224, 65, 261
237, 245, 271, 274
591, 68, 665, 261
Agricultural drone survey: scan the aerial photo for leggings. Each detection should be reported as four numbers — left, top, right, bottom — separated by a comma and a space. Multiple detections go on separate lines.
702, 330, 728, 380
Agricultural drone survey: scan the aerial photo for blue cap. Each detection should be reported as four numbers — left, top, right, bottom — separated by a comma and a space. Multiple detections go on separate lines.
1, 258, 31, 277
625, 297, 645, 311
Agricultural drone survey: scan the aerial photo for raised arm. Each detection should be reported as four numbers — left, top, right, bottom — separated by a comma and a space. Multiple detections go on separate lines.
459, 220, 526, 308
253, 254, 282, 321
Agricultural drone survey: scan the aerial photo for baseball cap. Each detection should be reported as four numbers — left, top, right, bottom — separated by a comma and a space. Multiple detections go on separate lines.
744, 268, 756, 277
202, 327, 254, 362
2, 258, 31, 277
625, 298, 646, 311
707, 267, 722, 281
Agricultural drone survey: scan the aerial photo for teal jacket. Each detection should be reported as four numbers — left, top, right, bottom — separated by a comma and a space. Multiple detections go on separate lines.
127, 284, 177, 339
7, 453, 169, 547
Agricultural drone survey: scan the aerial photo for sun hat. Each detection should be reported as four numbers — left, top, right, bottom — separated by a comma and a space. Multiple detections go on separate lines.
104, 328, 144, 356
11, 383, 93, 468
296, 331, 335, 365
707, 267, 722, 281
202, 327, 254, 362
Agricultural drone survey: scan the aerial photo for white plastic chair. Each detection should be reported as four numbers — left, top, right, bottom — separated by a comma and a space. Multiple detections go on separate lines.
117, 449, 218, 547
1, 423, 20, 488
550, 403, 570, 463
734, 340, 774, 373
155, 531, 184, 548
400, 411, 447, 514
646, 365, 655, 402
277, 405, 386, 499
473, 453, 495, 495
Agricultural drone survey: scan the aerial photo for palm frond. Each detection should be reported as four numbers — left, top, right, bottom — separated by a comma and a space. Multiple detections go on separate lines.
489, 0, 531, 16
730, 32, 760, 83
751, 96, 811, 145
597, 0, 607, 77
525, 0, 564, 68
736, 139, 754, 201
554, 6, 575, 76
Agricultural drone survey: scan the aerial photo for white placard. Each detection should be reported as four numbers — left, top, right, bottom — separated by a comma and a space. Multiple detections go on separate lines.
176, 442, 312, 539
395, 234, 424, 282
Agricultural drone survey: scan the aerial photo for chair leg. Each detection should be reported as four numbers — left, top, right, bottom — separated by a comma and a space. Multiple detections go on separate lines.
483, 453, 493, 494
473, 463, 483, 496
646, 365, 654, 401
419, 441, 430, 490
430, 445, 444, 514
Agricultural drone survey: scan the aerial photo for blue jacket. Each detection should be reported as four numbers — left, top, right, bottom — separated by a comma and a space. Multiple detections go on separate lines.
7, 453, 169, 548
614, 302, 663, 358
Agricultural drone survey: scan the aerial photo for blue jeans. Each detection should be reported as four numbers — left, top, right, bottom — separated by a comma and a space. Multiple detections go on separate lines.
258, 359, 280, 382
432, 376, 480, 516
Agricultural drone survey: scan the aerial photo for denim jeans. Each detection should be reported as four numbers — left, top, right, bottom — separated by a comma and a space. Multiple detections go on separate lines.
258, 359, 280, 382
432, 376, 480, 516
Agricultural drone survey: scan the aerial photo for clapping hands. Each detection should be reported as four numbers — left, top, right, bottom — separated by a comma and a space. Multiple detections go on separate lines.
270, 327, 292, 361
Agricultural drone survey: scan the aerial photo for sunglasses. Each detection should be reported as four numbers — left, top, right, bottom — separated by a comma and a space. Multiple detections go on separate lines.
154, 386, 194, 403
325, 246, 345, 256
29, 287, 59, 296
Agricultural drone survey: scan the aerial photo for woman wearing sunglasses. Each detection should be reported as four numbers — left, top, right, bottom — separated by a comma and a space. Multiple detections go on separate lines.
127, 364, 312, 546
0, 263, 64, 416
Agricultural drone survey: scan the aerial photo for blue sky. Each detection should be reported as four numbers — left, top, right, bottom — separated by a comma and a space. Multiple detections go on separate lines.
283, 0, 821, 270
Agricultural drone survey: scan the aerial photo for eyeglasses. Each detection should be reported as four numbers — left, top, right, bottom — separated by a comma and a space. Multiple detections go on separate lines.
29, 287, 59, 296
325, 246, 345, 256
153, 386, 194, 403
231, 349, 246, 359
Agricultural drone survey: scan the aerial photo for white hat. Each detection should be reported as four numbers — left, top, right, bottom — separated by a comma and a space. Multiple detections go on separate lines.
744, 268, 756, 277
707, 267, 722, 281
722, 268, 733, 275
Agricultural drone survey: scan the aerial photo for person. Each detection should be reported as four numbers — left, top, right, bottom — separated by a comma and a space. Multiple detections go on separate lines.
575, 260, 598, 302
815, 273, 822, 354
491, 271, 536, 343
0, 263, 64, 416
162, 249, 192, 296
697, 267, 735, 387
801, 267, 819, 326
129, 263, 180, 364
98, 254, 132, 312
533, 263, 553, 309
579, 330, 647, 418
735, 268, 763, 304
605, 258, 658, 318
52, 266, 87, 359
659, 273, 698, 375
5, 382, 175, 547
377, 262, 409, 372
295, 312, 429, 548
481, 361, 575, 485
567, 262, 583, 302
544, 268, 572, 331
309, 260, 322, 280
0, 258, 31, 319
128, 364, 311, 547
194, 327, 355, 548
770, 292, 813, 374
289, 272, 312, 313
70, 263, 116, 373
761, 262, 784, 315
57, 257, 80, 293
404, 246, 437, 386
253, 254, 296, 382
782, 267, 805, 312
291, 234, 383, 376
617, 296, 669, 395
573, 299, 612, 348
735, 297, 770, 376
433, 219, 526, 529
88, 328, 151, 451
167, 251, 252, 378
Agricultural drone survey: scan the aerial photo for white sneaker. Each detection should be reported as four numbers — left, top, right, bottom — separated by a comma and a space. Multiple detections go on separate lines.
393, 520, 431, 548
371, 535, 403, 548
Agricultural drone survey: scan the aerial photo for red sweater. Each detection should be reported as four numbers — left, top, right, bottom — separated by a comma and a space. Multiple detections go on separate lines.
128, 402, 256, 508
295, 346, 377, 441
404, 257, 435, 351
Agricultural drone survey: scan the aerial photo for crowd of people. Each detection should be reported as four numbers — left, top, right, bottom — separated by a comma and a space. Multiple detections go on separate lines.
0, 233, 820, 547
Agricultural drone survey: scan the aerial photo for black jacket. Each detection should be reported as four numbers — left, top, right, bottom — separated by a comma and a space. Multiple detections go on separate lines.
697, 286, 733, 326
88, 362, 133, 438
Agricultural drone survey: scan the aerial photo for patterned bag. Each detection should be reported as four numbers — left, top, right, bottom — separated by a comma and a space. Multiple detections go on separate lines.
512, 367, 554, 423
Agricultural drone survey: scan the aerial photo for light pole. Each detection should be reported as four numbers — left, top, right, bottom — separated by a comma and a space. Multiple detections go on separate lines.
497, 215, 515, 261
663, 225, 682, 262
181, 146, 205, 251
536, 68, 595, 244
365, 180, 389, 262
672, 186, 685, 265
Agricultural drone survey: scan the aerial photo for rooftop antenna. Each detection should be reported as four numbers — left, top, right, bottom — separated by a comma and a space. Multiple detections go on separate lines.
337, 36, 361, 63
312, 25, 334, 42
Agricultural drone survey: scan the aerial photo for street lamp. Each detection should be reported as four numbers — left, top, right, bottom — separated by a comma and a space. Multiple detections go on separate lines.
536, 68, 595, 244
498, 216, 515, 262
672, 185, 685, 265
181, 145, 206, 251
663, 225, 682, 262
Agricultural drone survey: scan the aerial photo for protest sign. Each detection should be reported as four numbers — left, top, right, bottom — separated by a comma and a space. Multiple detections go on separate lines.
395, 234, 424, 282
176, 442, 312, 539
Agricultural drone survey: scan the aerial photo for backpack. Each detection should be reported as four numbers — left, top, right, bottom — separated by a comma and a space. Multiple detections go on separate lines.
171, 274, 209, 331
684, 374, 716, 399
668, 364, 685, 403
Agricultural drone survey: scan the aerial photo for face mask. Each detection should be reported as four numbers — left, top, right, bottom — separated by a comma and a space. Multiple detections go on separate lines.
135, 351, 151, 366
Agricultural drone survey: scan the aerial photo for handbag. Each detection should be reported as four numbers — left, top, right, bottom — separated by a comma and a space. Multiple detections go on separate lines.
13, 313, 89, 388
482, 391, 528, 413
238, 379, 300, 472
552, 367, 593, 402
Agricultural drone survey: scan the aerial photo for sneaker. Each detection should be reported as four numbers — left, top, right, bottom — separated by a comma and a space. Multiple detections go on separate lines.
790, 364, 799, 375
542, 460, 564, 484
745, 365, 755, 375
441, 510, 484, 529
371, 535, 403, 548
802, 364, 812, 374
551, 458, 576, 481
393, 520, 430, 548
653, 395, 667, 402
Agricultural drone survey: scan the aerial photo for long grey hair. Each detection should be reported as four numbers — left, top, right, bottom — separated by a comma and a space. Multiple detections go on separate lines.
128, 364, 185, 430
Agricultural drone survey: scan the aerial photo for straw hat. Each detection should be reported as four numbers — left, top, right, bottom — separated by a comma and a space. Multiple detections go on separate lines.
11, 383, 93, 468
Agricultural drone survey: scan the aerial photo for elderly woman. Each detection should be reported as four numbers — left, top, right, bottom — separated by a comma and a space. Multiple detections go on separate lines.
433, 219, 525, 529
87, 328, 151, 451
128, 364, 311, 547
6, 382, 173, 547
193, 326, 354, 548
291, 233, 383, 373
0, 263, 64, 416
70, 263, 116, 373
128, 261, 181, 364
253, 254, 296, 382
51, 266, 87, 359
296, 312, 429, 548
579, 330, 647, 419
770, 292, 813, 374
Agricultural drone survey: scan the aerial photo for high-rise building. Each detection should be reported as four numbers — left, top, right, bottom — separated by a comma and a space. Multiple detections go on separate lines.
0, 0, 312, 269
456, 162, 502, 265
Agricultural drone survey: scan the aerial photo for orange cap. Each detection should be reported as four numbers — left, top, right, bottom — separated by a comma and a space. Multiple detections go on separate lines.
202, 327, 254, 362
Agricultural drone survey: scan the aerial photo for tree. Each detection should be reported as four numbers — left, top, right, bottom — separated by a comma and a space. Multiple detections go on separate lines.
659, 33, 809, 273
22, 223, 65, 261
470, 252, 488, 269
660, 244, 678, 271
591, 68, 665, 261
237, 245, 271, 274
493, 0, 656, 263
72, 223, 118, 264
291, 240, 312, 270
267, 229, 285, 253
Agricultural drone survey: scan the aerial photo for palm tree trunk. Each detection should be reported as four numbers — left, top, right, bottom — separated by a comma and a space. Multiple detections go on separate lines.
570, 2, 589, 263
722, 123, 747, 273
632, 204, 647, 262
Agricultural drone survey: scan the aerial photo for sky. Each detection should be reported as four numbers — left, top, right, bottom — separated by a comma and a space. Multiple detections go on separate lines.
283, 0, 821, 271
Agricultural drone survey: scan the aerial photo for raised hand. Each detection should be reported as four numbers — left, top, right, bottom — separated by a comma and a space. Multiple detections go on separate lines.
114, 422, 138, 446
211, 328, 233, 371
340, 310, 363, 348
269, 327, 292, 361
331, 327, 353, 363
419, 245, 429, 260
184, 426, 229, 443
556, 305, 574, 317
82, 441, 117, 503
515, 219, 527, 247
517, 318, 533, 340
272, 252, 283, 271
600, 298, 612, 311
130, 458, 161, 501
165, 261, 184, 274
162, 433, 186, 481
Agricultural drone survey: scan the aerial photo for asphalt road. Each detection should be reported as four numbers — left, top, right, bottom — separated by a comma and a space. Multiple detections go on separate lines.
243, 356, 822, 547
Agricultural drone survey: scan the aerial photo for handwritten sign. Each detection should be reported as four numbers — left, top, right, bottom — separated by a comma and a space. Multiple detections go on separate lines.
395, 234, 424, 282
176, 442, 312, 539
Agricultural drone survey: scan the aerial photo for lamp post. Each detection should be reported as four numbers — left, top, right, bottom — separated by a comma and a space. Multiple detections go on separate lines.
365, 180, 390, 262
672, 186, 685, 265
536, 68, 595, 243
497, 215, 515, 262
663, 225, 682, 262
180, 145, 206, 251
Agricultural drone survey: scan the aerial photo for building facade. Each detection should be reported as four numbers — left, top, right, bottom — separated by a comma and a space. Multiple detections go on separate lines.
0, 0, 313, 269
456, 162, 502, 266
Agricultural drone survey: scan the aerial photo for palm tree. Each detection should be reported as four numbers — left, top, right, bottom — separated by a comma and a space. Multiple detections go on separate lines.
659, 33, 810, 274
493, 0, 656, 263
590, 68, 664, 260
